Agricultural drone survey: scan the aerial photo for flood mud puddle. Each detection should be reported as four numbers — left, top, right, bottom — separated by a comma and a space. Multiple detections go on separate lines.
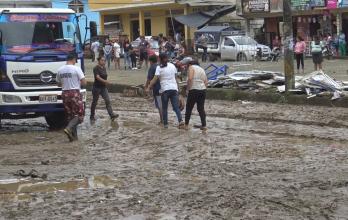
0, 176, 121, 202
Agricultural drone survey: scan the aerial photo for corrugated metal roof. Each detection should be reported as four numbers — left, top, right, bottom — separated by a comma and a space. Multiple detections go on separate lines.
175, 5, 236, 28
195, 26, 233, 32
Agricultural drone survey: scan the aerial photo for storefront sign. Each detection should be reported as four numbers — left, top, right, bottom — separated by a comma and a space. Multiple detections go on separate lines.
242, 0, 270, 13
270, 0, 283, 12
291, 0, 325, 10
327, 0, 337, 8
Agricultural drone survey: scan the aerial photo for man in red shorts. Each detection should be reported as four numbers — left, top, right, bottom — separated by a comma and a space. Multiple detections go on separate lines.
56, 53, 87, 141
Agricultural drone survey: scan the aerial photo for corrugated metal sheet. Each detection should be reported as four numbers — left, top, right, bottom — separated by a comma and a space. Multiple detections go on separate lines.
175, 5, 236, 28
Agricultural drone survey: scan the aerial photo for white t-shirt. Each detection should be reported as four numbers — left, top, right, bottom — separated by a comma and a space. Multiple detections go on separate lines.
91, 41, 99, 53
113, 43, 121, 58
155, 63, 178, 92
56, 65, 85, 91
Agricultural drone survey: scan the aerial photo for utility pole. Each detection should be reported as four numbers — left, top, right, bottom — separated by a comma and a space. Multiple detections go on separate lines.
283, 0, 295, 92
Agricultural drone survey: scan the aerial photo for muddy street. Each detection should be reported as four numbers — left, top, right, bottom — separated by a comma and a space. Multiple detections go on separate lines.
0, 94, 348, 220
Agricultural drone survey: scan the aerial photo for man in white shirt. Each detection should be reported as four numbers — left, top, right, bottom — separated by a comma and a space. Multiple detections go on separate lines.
56, 53, 87, 141
91, 39, 100, 62
146, 53, 184, 129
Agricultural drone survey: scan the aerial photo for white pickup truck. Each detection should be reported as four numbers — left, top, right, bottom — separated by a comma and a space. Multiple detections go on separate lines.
195, 26, 271, 61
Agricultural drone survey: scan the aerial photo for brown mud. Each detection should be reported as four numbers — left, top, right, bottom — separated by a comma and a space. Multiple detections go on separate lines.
0, 94, 347, 220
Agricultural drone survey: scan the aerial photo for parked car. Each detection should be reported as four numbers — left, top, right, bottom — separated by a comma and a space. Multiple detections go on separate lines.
131, 36, 160, 56
220, 35, 271, 61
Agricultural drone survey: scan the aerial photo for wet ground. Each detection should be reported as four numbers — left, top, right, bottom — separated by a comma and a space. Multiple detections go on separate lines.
1, 94, 348, 219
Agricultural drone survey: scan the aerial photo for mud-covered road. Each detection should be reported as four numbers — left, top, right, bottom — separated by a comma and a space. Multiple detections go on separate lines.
0, 94, 348, 220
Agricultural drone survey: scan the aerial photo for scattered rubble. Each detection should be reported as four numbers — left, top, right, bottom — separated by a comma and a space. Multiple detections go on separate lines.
208, 70, 348, 99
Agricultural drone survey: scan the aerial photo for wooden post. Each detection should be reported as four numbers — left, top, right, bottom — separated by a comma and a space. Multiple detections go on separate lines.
139, 11, 145, 36
184, 6, 192, 53
283, 0, 295, 92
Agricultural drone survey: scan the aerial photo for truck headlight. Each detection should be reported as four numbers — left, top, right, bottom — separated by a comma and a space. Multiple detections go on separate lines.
2, 95, 22, 103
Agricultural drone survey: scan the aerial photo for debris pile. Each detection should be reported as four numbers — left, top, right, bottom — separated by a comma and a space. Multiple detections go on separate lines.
208, 70, 348, 100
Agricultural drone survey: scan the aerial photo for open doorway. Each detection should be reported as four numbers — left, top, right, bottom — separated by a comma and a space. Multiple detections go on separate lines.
166, 17, 184, 39
131, 20, 139, 40
145, 19, 151, 36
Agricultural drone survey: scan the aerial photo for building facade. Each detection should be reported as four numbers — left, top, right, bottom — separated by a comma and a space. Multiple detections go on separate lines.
89, 0, 200, 42
239, 0, 348, 52
52, 0, 100, 41
88, 0, 240, 44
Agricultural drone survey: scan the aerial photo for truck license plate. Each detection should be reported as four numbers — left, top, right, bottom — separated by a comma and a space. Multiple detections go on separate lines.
39, 95, 57, 103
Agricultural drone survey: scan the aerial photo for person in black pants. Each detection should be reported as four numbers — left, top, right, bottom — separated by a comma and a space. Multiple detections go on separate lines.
182, 58, 208, 130
90, 56, 119, 121
129, 48, 137, 69
294, 36, 306, 74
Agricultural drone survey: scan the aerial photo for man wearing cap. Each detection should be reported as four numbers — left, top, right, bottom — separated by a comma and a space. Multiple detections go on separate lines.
56, 53, 86, 141
146, 53, 184, 129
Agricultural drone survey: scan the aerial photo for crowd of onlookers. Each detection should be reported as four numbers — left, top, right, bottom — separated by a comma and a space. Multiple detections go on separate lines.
272, 31, 347, 73
89, 33, 188, 71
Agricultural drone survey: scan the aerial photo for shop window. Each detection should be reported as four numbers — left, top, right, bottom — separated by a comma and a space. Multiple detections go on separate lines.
68, 0, 84, 13
104, 15, 120, 23
145, 19, 151, 36
104, 15, 122, 36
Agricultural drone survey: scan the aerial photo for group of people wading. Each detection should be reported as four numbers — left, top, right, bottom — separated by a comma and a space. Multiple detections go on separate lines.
56, 52, 208, 142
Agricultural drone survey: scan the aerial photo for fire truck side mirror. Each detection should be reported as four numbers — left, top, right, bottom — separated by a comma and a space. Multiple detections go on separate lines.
90, 21, 97, 39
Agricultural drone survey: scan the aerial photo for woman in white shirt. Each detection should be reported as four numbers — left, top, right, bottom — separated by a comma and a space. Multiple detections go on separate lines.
113, 39, 121, 70
182, 58, 208, 130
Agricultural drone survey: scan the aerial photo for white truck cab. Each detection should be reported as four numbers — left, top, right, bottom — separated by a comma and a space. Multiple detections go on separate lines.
0, 1, 87, 129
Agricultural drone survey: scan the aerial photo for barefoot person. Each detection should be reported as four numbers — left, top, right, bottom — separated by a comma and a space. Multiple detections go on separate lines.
145, 55, 162, 124
146, 53, 184, 129
90, 56, 119, 121
181, 58, 208, 130
56, 53, 86, 141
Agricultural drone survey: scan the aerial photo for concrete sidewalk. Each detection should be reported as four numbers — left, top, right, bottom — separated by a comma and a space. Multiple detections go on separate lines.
84, 58, 348, 86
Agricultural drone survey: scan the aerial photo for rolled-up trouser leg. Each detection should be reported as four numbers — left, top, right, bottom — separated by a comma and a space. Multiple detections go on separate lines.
66, 116, 79, 131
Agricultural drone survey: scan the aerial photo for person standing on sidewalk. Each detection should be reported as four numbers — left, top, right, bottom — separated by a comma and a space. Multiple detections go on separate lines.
123, 38, 132, 70
91, 39, 100, 62
294, 36, 306, 74
311, 35, 324, 71
56, 53, 86, 142
113, 39, 121, 70
146, 53, 184, 129
338, 30, 346, 57
138, 36, 149, 69
90, 56, 119, 121
103, 39, 113, 70
144, 55, 162, 124
198, 34, 208, 62
181, 58, 208, 131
